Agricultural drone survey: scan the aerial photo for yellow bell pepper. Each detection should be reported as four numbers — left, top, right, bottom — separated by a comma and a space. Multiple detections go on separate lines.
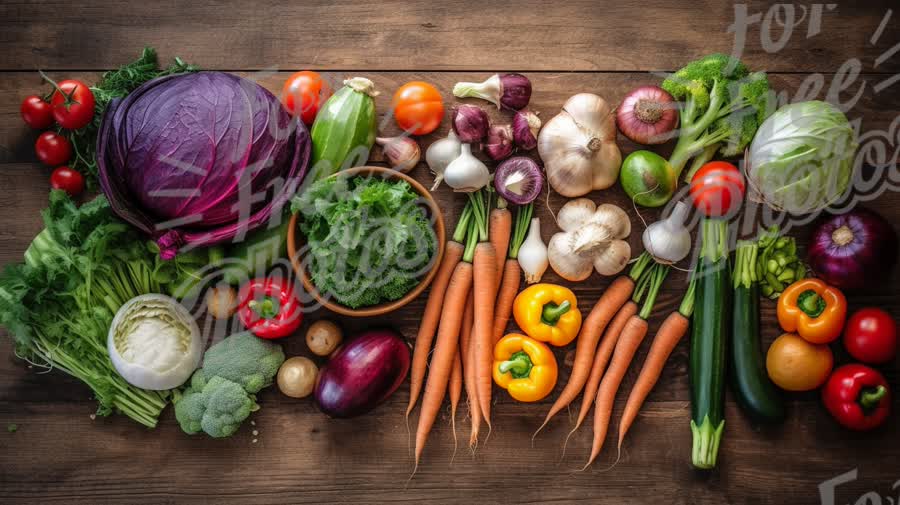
493, 333, 558, 402
513, 283, 582, 346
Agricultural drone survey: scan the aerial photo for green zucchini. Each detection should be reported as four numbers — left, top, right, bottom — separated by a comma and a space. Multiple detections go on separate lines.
309, 77, 378, 180
730, 241, 786, 424
690, 218, 730, 469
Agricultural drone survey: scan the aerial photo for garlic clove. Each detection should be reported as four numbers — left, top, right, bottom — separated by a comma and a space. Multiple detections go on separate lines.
557, 198, 597, 233
548, 232, 595, 282
591, 203, 631, 239
590, 141, 622, 190
593, 240, 631, 276
571, 223, 613, 254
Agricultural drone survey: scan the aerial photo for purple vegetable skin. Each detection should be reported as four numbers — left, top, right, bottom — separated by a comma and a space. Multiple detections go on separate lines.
808, 207, 898, 290
315, 329, 410, 418
97, 71, 311, 259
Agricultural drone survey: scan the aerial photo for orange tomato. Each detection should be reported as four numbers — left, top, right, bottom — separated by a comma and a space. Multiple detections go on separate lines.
392, 81, 444, 135
766, 332, 833, 392
281, 71, 331, 126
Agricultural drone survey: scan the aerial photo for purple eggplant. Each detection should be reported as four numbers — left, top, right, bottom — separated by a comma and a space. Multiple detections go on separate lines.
314, 329, 410, 418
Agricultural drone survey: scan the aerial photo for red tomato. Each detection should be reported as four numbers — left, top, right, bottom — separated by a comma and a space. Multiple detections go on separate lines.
50, 166, 85, 196
21, 95, 54, 129
50, 79, 96, 130
844, 307, 897, 364
392, 81, 444, 135
35, 132, 72, 166
689, 161, 746, 217
281, 71, 331, 126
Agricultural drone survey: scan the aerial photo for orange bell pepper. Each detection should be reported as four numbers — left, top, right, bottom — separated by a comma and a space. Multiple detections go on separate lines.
777, 278, 847, 344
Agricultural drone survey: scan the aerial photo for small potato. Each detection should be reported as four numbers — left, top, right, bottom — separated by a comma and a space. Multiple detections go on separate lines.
205, 285, 237, 320
306, 320, 343, 356
277, 357, 318, 399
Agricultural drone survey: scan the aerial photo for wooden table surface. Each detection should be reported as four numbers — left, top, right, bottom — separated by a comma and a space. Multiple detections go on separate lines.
2, 2, 899, 504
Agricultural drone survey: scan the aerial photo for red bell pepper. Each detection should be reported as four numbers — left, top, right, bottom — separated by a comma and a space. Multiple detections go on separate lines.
237, 277, 303, 339
822, 364, 891, 431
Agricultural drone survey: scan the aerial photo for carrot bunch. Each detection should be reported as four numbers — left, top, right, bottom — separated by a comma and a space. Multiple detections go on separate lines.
409, 189, 514, 470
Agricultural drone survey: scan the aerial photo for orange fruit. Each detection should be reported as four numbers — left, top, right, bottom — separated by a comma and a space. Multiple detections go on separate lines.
766, 332, 834, 392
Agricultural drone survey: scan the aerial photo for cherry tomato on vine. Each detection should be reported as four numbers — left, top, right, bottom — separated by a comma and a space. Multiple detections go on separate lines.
49, 79, 96, 130
844, 307, 897, 364
35, 131, 72, 166
689, 161, 745, 217
20, 95, 54, 129
392, 81, 444, 135
281, 71, 331, 126
50, 166, 85, 196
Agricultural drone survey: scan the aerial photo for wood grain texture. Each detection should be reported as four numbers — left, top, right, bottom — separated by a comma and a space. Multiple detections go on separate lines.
1, 0, 899, 73
2, 3, 900, 504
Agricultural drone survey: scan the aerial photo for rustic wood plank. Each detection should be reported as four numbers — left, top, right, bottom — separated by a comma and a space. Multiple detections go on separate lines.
2, 30, 900, 505
1, 1, 898, 73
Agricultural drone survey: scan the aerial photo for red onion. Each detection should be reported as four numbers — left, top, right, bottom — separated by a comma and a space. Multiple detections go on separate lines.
484, 124, 514, 161
451, 104, 489, 144
314, 329, 410, 418
453, 73, 532, 110
494, 156, 543, 205
616, 85, 678, 145
808, 207, 898, 290
512, 109, 541, 150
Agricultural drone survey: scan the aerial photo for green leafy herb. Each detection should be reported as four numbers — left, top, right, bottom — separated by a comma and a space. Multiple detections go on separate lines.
65, 47, 197, 189
7, 424, 17, 433
0, 191, 198, 427
291, 175, 438, 308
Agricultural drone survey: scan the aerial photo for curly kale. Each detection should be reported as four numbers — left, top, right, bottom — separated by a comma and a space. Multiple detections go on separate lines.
291, 175, 438, 309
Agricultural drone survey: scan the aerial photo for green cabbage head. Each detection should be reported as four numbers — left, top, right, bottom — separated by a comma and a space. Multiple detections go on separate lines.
747, 100, 858, 214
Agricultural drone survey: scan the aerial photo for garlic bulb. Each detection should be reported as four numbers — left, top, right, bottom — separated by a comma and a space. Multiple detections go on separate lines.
426, 131, 462, 191
443, 144, 490, 192
538, 93, 622, 197
548, 199, 632, 280
642, 201, 692, 264
518, 218, 549, 284
375, 136, 420, 173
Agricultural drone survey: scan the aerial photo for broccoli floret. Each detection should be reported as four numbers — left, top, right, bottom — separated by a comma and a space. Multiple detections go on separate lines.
662, 54, 770, 180
199, 332, 285, 393
174, 376, 258, 438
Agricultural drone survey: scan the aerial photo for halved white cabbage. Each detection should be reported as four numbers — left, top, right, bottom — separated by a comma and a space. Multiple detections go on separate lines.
108, 294, 202, 390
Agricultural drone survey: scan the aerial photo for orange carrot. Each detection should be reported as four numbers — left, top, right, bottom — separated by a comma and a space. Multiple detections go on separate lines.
414, 261, 473, 469
492, 259, 521, 344
617, 310, 691, 452
472, 242, 498, 430
489, 207, 512, 285
407, 240, 465, 420
569, 300, 638, 438
534, 275, 635, 437
449, 347, 463, 460
585, 315, 650, 468
459, 296, 480, 448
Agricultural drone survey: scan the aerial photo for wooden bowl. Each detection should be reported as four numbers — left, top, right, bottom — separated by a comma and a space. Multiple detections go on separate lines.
287, 166, 446, 317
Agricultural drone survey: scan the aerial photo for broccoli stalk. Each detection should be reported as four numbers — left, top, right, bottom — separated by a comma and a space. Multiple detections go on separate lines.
662, 54, 770, 182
